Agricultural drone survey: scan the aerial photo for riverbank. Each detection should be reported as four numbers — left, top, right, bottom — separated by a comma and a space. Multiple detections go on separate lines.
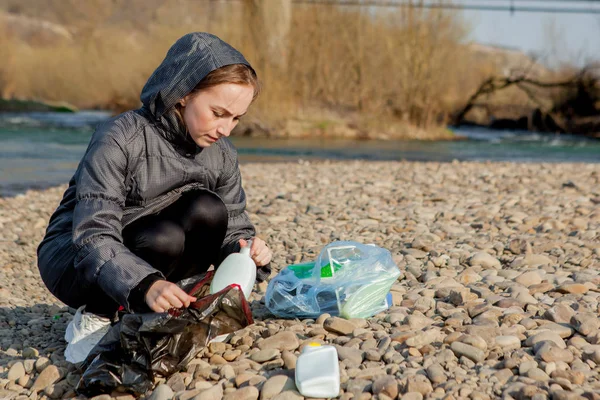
3, 113, 600, 198
0, 161, 599, 399
0, 103, 458, 141
236, 114, 458, 141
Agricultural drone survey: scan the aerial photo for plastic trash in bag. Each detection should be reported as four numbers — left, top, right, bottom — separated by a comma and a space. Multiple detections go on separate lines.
265, 241, 400, 319
76, 271, 253, 396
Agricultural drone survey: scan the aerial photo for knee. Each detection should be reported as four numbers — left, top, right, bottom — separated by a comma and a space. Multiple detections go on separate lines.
184, 191, 228, 231
136, 220, 185, 259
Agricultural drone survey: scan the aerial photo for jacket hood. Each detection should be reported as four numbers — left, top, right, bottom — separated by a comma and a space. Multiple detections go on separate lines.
141, 32, 253, 118
140, 32, 254, 153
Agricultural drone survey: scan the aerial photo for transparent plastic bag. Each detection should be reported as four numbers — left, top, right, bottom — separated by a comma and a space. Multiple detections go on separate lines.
265, 241, 400, 319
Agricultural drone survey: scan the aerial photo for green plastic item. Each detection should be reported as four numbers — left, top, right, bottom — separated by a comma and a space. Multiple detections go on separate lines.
288, 261, 343, 279
340, 280, 395, 319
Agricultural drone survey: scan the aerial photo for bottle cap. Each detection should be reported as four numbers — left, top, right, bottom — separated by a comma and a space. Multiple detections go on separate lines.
302, 342, 323, 353
240, 239, 253, 256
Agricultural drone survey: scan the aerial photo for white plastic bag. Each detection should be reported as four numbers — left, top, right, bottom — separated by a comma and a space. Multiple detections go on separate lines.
265, 241, 400, 319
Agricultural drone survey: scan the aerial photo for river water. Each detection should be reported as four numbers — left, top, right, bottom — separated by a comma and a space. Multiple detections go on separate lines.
1, 110, 599, 196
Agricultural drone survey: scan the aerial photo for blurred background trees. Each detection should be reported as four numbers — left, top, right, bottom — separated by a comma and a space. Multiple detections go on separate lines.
0, 0, 598, 138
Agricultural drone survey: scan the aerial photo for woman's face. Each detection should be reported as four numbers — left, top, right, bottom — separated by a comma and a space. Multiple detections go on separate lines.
180, 83, 254, 148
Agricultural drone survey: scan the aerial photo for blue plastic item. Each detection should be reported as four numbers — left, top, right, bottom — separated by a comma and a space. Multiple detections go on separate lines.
265, 241, 400, 319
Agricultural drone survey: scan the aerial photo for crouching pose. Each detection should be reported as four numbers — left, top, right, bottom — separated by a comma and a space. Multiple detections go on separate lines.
37, 32, 272, 362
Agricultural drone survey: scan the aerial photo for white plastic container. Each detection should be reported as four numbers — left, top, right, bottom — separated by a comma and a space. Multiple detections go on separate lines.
210, 241, 256, 299
295, 343, 340, 398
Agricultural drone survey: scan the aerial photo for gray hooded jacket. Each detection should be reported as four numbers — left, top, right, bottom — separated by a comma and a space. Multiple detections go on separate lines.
37, 33, 256, 311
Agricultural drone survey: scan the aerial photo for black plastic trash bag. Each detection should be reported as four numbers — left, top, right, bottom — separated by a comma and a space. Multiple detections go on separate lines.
75, 271, 253, 396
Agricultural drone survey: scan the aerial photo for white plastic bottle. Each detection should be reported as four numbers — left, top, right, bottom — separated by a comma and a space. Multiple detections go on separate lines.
295, 343, 340, 398
210, 240, 256, 299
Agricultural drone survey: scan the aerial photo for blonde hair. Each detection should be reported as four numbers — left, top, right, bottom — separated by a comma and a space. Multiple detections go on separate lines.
174, 64, 260, 126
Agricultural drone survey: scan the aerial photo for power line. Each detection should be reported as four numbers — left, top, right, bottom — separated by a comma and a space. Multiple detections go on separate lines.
456, 0, 600, 2
294, 0, 600, 14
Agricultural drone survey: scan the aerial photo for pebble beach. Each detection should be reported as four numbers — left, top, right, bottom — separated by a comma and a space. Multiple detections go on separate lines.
0, 160, 599, 400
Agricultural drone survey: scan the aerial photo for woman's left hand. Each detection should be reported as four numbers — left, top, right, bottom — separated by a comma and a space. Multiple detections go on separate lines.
239, 237, 272, 267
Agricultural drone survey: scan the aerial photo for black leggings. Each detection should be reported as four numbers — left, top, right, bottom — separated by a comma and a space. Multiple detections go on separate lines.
85, 190, 228, 316
123, 191, 228, 283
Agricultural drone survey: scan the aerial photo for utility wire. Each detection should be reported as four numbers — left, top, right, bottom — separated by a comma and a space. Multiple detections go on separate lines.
446, 0, 600, 2
294, 0, 600, 13
298, 0, 600, 3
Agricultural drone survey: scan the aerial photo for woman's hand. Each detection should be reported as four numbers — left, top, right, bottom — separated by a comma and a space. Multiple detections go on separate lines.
145, 280, 197, 313
240, 237, 272, 267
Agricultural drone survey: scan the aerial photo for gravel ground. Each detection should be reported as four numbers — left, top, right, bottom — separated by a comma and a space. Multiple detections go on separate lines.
0, 160, 599, 400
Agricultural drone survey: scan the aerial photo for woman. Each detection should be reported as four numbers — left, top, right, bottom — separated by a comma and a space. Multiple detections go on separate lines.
37, 32, 272, 361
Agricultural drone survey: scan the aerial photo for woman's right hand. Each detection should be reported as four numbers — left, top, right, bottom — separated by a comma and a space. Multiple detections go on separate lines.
145, 280, 197, 313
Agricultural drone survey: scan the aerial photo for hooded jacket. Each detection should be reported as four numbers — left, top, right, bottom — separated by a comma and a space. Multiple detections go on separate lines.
37, 33, 257, 312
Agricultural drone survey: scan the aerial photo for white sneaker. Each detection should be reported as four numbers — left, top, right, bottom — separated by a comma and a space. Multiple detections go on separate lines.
64, 306, 111, 364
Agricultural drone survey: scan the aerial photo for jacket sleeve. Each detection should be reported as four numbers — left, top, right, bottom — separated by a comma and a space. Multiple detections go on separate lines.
72, 136, 164, 311
214, 147, 256, 263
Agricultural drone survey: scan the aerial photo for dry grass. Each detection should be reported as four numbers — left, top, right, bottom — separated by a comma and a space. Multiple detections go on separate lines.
2, 0, 588, 137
